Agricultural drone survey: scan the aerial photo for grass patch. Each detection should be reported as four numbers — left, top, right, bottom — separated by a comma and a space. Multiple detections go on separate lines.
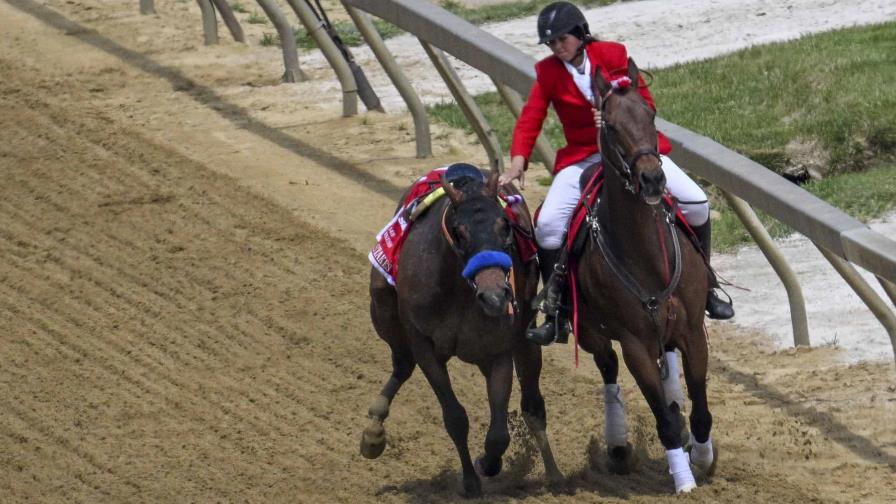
294, 19, 402, 49
260, 32, 278, 47
654, 22, 896, 175
438, 0, 619, 26
247, 11, 267, 25
426, 22, 896, 251
230, 2, 248, 14
291, 0, 623, 49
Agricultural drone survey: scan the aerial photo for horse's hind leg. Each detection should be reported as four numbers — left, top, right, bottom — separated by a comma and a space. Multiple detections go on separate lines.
412, 336, 480, 497
619, 338, 696, 493
679, 329, 716, 476
582, 333, 633, 474
512, 341, 564, 484
361, 275, 416, 459
474, 353, 513, 479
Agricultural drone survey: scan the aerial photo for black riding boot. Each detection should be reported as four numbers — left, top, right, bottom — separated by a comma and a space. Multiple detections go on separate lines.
692, 222, 734, 320
526, 248, 571, 345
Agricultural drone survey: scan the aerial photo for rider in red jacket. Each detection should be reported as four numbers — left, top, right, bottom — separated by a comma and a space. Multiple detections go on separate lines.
499, 1, 734, 346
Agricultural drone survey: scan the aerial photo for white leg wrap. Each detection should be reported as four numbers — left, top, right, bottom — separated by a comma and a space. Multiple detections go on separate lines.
662, 351, 686, 409
666, 447, 697, 493
690, 433, 714, 471
603, 384, 628, 447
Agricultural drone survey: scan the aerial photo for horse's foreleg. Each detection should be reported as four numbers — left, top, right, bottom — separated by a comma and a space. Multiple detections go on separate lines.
360, 349, 416, 459
662, 345, 686, 410
661, 346, 690, 449
591, 340, 627, 445
619, 339, 696, 493
475, 353, 513, 479
585, 335, 633, 473
413, 340, 479, 498
680, 331, 716, 476
513, 341, 564, 484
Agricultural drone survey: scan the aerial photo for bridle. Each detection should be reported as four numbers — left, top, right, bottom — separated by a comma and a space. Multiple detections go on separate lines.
440, 200, 518, 315
596, 84, 663, 196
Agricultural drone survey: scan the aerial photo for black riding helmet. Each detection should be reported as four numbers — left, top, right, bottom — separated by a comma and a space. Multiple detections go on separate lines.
537, 1, 590, 44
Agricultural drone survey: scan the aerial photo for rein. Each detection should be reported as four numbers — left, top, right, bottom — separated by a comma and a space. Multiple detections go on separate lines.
589, 80, 681, 375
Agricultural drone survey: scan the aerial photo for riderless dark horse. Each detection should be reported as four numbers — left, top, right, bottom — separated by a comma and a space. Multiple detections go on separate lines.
572, 59, 717, 493
360, 167, 563, 497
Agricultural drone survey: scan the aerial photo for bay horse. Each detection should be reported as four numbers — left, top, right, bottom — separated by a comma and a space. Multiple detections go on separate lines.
573, 59, 717, 493
360, 167, 563, 497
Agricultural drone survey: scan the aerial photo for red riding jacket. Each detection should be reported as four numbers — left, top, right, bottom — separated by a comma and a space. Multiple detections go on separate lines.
510, 40, 672, 174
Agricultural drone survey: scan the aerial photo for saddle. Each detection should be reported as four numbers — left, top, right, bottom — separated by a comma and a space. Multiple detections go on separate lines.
565, 163, 704, 261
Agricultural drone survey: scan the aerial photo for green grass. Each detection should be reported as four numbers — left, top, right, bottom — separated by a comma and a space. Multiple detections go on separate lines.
293, 19, 402, 49
247, 10, 268, 25
426, 22, 896, 251
230, 2, 248, 14
654, 22, 896, 176
290, 0, 622, 50
259, 32, 278, 47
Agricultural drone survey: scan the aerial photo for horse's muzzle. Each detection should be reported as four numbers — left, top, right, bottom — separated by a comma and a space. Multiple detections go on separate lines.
639, 169, 666, 205
476, 284, 513, 317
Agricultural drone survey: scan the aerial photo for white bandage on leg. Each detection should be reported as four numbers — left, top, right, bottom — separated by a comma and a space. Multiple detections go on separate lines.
662, 351, 686, 409
666, 447, 697, 493
690, 433, 714, 471
603, 384, 628, 448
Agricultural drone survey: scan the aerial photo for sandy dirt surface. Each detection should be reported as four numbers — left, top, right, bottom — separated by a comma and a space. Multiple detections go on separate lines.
1, 0, 895, 503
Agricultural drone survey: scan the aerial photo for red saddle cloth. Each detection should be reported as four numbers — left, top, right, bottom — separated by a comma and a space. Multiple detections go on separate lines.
369, 168, 537, 286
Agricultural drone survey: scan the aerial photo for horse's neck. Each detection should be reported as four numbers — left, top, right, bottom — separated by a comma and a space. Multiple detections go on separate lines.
599, 173, 671, 282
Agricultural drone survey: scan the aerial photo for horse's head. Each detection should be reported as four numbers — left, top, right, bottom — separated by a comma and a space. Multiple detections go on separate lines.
441, 170, 515, 318
593, 58, 665, 205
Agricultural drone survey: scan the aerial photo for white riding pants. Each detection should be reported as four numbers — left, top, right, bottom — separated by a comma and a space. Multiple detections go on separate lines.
535, 154, 709, 250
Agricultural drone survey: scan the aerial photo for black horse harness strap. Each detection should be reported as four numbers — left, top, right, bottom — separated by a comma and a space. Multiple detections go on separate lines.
589, 205, 683, 378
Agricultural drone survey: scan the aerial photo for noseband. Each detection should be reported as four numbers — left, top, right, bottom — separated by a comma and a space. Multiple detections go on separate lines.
440, 203, 517, 315
597, 86, 662, 195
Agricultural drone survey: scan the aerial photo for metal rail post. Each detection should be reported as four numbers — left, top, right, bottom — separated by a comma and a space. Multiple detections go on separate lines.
210, 0, 246, 43
878, 277, 896, 308
255, 0, 308, 82
139, 0, 155, 15
284, 0, 358, 117
196, 0, 218, 45
343, 4, 431, 158
492, 79, 555, 175
421, 41, 503, 172
722, 191, 810, 347
816, 246, 896, 367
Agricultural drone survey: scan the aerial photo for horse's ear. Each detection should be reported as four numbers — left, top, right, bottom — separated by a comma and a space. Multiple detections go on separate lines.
592, 65, 610, 100
440, 173, 464, 204
485, 170, 499, 199
627, 57, 640, 87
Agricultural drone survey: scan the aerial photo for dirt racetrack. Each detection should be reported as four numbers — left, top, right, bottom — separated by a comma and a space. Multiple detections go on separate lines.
1, 1, 895, 502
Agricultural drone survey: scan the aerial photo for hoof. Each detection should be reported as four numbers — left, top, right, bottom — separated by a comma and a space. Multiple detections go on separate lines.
474, 455, 502, 478
606, 443, 634, 475
688, 443, 718, 478
676, 481, 697, 494
360, 422, 386, 459
545, 468, 566, 487
460, 475, 482, 499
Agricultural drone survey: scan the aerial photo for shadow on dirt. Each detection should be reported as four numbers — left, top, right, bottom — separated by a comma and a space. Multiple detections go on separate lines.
7, 0, 405, 202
